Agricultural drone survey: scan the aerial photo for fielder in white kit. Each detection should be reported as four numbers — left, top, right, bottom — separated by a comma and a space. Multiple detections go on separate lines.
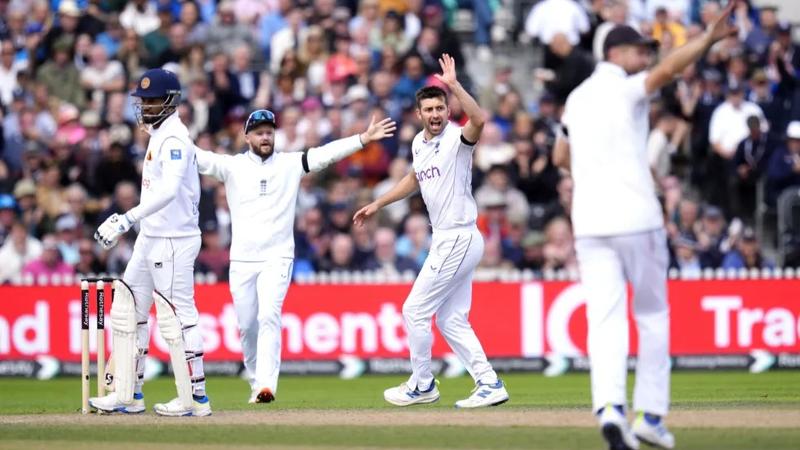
90, 68, 210, 416
553, 4, 736, 449
195, 109, 396, 403
353, 54, 509, 408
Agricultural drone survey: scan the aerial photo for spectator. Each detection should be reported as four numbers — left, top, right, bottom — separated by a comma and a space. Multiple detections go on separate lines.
722, 227, 774, 270
54, 213, 80, 265
542, 216, 577, 272
476, 190, 510, 242
647, 110, 687, 181
80, 44, 125, 108
142, 3, 175, 66
733, 115, 773, 220
669, 234, 707, 277
696, 206, 730, 268
180, 0, 209, 46
0, 39, 24, 107
363, 227, 418, 274
651, 7, 687, 47
196, 222, 230, 281
474, 122, 515, 172
152, 23, 191, 67
396, 213, 430, 270
592, 0, 633, 62
475, 165, 530, 223
0, 194, 16, 244
524, 0, 590, 49
74, 237, 104, 275
541, 33, 595, 105
22, 234, 74, 279
208, 0, 256, 61
766, 121, 800, 206
119, 0, 161, 37
36, 37, 84, 108
518, 231, 546, 272
373, 157, 410, 224
0, 222, 42, 284
319, 233, 359, 272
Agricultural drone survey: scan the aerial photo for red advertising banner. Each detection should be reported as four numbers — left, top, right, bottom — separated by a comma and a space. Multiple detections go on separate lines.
1, 280, 799, 364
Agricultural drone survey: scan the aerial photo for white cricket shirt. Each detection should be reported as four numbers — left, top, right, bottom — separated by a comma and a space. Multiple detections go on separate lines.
411, 123, 477, 231
562, 62, 663, 238
197, 149, 305, 261
137, 113, 201, 238
197, 135, 363, 261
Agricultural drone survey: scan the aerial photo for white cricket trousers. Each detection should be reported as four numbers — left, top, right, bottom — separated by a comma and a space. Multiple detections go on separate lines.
228, 258, 293, 394
122, 234, 206, 396
575, 228, 670, 416
403, 225, 498, 391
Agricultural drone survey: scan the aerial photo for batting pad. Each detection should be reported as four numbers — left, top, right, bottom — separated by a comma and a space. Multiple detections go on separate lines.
154, 291, 194, 410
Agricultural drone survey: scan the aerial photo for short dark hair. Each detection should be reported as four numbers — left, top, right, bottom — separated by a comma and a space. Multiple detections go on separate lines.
415, 86, 447, 109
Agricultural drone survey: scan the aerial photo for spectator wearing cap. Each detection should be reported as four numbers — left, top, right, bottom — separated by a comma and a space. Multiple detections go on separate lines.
709, 80, 767, 160
722, 226, 774, 270
0, 222, 42, 283
207, 0, 257, 62
733, 115, 773, 219
518, 231, 546, 272
707, 79, 767, 213
36, 36, 84, 108
12, 179, 40, 235
766, 121, 800, 206
120, 0, 161, 37
22, 234, 75, 278
54, 213, 80, 265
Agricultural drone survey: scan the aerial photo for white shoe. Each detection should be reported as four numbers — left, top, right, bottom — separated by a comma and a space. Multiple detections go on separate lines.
598, 405, 639, 450
633, 413, 675, 449
153, 395, 212, 417
88, 392, 145, 414
455, 379, 509, 408
248, 389, 257, 404
384, 380, 440, 406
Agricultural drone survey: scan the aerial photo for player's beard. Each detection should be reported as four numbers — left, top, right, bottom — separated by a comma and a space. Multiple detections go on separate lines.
251, 141, 274, 160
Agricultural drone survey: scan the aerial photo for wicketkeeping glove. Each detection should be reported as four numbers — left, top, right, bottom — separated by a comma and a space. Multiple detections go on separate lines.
94, 213, 134, 250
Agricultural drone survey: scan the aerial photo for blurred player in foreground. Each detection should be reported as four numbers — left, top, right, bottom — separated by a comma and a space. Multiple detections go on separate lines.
553, 2, 737, 448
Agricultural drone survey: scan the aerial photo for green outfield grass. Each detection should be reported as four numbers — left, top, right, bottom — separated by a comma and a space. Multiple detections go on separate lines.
1, 372, 799, 449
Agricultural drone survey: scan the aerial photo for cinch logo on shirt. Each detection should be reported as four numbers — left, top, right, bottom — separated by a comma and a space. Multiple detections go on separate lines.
416, 166, 441, 182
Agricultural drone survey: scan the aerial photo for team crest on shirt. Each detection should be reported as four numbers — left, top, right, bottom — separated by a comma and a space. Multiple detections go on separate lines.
141, 77, 150, 89
170, 149, 182, 160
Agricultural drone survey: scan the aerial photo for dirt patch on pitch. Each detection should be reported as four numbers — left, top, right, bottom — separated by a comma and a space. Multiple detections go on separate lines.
1, 408, 798, 429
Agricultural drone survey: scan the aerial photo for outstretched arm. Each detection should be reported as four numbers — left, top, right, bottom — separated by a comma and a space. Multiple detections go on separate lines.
645, 1, 737, 95
435, 53, 486, 144
305, 115, 396, 172
194, 145, 230, 181
353, 172, 419, 227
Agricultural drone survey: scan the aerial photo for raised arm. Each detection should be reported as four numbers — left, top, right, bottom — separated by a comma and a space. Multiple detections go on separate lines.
435, 54, 486, 144
353, 172, 419, 227
645, 1, 737, 95
194, 145, 231, 181
304, 115, 396, 172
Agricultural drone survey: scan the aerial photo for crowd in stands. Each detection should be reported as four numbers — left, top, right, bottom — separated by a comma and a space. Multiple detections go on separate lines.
0, 0, 799, 284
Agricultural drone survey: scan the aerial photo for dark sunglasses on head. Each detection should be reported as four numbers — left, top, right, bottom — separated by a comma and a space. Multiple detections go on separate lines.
244, 109, 276, 133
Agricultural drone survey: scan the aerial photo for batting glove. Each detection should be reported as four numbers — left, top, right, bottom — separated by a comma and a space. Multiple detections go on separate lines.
94, 213, 134, 250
